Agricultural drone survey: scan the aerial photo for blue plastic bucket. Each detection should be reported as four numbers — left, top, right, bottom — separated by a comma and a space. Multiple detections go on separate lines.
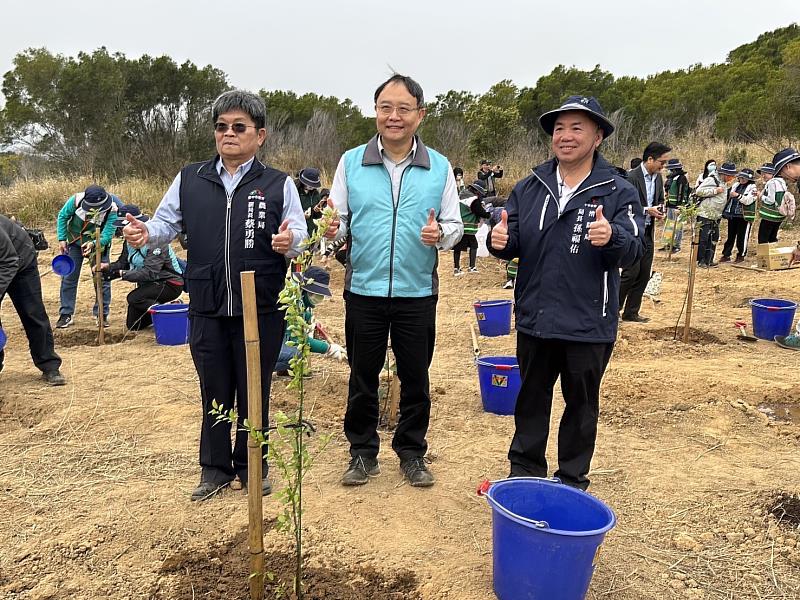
481, 478, 616, 600
749, 298, 797, 340
149, 303, 190, 345
51, 255, 76, 277
476, 356, 520, 415
474, 300, 513, 336
0, 327, 6, 351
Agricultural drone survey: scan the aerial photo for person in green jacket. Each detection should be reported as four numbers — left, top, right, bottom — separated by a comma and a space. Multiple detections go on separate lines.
55, 185, 119, 328
274, 266, 346, 376
453, 180, 491, 275
295, 168, 323, 236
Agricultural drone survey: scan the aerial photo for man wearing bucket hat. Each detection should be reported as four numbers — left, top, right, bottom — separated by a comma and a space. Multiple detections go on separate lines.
756, 148, 800, 244
274, 266, 346, 376
720, 169, 757, 263
488, 95, 644, 490
98, 205, 184, 331
122, 90, 308, 501
0, 215, 65, 385
55, 184, 120, 328
695, 161, 737, 267
295, 167, 323, 235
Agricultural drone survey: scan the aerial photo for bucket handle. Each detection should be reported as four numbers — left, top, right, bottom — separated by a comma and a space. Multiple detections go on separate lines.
477, 477, 562, 529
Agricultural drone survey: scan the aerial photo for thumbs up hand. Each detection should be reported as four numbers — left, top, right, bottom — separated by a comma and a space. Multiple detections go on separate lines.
491, 210, 509, 250
271, 219, 294, 255
323, 197, 340, 239
587, 205, 611, 247
420, 208, 441, 246
123, 213, 150, 248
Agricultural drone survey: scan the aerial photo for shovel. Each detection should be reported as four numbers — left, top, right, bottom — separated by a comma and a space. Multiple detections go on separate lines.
734, 320, 758, 342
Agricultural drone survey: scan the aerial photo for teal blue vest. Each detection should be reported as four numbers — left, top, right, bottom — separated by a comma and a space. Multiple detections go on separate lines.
343, 137, 450, 297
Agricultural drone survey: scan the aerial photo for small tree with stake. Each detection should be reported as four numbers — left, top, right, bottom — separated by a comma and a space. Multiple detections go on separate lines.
212, 203, 338, 599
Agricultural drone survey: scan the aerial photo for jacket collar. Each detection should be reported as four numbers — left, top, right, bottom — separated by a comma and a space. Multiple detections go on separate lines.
533, 152, 618, 199
362, 134, 431, 169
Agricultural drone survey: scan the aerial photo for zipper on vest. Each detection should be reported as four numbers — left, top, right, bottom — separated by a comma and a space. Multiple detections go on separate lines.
388, 166, 411, 298
224, 190, 234, 316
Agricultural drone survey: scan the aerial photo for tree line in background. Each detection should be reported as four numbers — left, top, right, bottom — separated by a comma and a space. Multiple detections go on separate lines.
0, 24, 798, 184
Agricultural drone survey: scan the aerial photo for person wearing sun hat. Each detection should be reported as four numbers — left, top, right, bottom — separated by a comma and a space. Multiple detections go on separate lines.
721, 168, 758, 263
660, 158, 690, 253
694, 161, 737, 267
55, 184, 121, 328
274, 265, 346, 376
98, 204, 184, 331
488, 94, 643, 490
295, 167, 323, 235
757, 149, 799, 243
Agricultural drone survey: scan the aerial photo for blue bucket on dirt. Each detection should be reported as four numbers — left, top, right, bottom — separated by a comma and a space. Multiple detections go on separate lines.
0, 327, 6, 351
474, 300, 513, 337
149, 303, 190, 345
476, 356, 520, 415
480, 477, 616, 600
51, 255, 75, 277
749, 298, 797, 340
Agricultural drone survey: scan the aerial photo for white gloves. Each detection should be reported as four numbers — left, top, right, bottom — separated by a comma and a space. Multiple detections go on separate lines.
325, 343, 347, 361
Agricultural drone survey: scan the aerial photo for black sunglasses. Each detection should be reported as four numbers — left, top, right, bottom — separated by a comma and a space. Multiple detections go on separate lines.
214, 122, 258, 134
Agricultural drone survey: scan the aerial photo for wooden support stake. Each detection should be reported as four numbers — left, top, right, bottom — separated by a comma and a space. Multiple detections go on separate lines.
683, 224, 700, 343
386, 348, 400, 429
470, 323, 480, 359
240, 271, 264, 600
94, 237, 105, 345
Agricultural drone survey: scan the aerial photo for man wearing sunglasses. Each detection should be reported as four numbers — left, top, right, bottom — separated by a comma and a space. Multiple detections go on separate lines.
123, 90, 308, 501
326, 74, 463, 489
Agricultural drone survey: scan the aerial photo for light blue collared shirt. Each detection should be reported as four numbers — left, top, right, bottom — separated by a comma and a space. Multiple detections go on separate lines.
640, 162, 656, 225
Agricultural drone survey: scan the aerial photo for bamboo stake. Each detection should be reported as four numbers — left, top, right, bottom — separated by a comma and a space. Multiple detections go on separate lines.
683, 223, 700, 343
94, 232, 105, 345
470, 323, 480, 358
240, 271, 264, 600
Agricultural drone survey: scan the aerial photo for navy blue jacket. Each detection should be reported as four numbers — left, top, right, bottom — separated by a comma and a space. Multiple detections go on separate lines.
489, 154, 644, 343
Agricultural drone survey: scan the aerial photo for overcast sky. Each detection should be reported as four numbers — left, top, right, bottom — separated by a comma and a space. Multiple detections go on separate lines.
1, 1, 798, 114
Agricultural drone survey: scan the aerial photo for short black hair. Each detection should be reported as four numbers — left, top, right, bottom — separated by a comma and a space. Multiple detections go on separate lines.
630, 157, 642, 169
212, 90, 266, 130
374, 74, 424, 108
453, 167, 464, 177
642, 142, 672, 162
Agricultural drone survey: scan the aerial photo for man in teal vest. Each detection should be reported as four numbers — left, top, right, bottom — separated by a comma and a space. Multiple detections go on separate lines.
327, 74, 463, 488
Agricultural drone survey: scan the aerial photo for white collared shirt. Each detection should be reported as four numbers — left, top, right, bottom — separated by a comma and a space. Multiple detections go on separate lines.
556, 167, 590, 215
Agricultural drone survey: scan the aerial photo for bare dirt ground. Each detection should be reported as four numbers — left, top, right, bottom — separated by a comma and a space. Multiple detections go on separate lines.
1, 231, 799, 600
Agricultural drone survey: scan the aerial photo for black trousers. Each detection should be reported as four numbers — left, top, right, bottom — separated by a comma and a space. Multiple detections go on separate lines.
721, 217, 750, 259
343, 291, 437, 461
509, 333, 614, 490
453, 234, 478, 269
0, 260, 61, 373
697, 217, 720, 265
758, 219, 782, 244
619, 223, 654, 318
125, 281, 182, 330
189, 312, 284, 485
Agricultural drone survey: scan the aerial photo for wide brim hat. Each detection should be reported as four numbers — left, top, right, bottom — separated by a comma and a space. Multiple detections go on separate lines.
772, 148, 800, 176
665, 158, 684, 171
736, 168, 755, 182
298, 168, 322, 189
112, 204, 150, 227
539, 95, 614, 138
80, 185, 113, 213
756, 162, 775, 175
717, 162, 738, 176
467, 180, 488, 197
296, 266, 331, 297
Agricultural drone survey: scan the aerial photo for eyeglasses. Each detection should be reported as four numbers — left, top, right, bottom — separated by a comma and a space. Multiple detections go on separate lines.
214, 122, 258, 134
376, 104, 420, 117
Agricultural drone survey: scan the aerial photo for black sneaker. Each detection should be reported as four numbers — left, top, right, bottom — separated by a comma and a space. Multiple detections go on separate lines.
56, 314, 73, 329
341, 456, 380, 486
190, 480, 231, 502
400, 457, 435, 487
43, 370, 66, 386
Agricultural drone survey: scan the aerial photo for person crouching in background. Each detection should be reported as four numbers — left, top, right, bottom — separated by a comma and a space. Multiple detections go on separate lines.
99, 205, 184, 331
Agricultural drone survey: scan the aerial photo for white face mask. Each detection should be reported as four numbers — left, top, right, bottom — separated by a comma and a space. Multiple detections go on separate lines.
707, 163, 717, 173
307, 292, 326, 306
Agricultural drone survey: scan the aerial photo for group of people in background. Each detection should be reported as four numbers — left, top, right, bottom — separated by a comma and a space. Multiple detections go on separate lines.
3, 77, 800, 506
